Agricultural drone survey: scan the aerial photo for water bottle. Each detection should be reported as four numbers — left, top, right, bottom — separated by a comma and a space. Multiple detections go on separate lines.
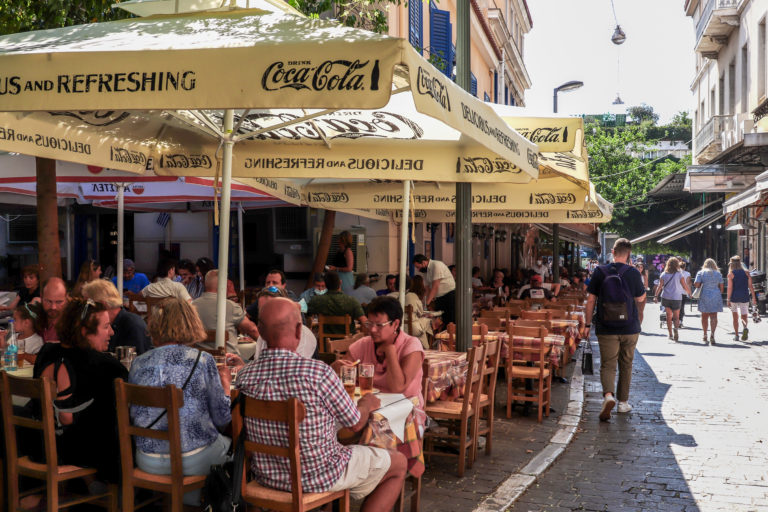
4, 319, 18, 371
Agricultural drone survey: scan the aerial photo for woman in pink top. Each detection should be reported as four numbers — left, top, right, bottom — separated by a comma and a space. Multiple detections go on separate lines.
337, 297, 425, 408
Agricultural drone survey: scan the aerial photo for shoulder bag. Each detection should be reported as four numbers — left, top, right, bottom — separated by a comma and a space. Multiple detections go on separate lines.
202, 395, 247, 512
143, 349, 202, 430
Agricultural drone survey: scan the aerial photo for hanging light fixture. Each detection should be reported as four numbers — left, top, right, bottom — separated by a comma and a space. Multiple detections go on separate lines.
610, 0, 626, 45
612, 93, 624, 105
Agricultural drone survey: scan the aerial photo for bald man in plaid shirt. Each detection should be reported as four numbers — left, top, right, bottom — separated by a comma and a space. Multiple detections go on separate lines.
235, 298, 406, 510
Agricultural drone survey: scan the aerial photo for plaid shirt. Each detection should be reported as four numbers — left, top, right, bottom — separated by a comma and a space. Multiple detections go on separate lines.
235, 348, 360, 493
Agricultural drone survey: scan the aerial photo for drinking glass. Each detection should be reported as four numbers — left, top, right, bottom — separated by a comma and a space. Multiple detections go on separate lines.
359, 363, 374, 395
340, 365, 357, 398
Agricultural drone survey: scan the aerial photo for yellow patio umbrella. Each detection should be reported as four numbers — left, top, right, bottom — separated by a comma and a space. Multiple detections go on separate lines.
0, 6, 539, 348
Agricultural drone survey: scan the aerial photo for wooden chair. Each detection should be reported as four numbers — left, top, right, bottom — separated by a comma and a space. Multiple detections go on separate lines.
142, 296, 171, 316
234, 395, 351, 511
475, 338, 502, 457
326, 336, 358, 360
520, 310, 551, 321
424, 344, 487, 477
1, 373, 118, 512
505, 326, 552, 423
442, 323, 488, 351
317, 314, 351, 353
394, 440, 422, 512
115, 380, 206, 512
477, 316, 504, 331
539, 308, 567, 319
404, 304, 415, 336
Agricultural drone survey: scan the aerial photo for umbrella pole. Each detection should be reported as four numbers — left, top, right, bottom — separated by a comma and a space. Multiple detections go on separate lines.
238, 203, 245, 295
399, 180, 411, 309
117, 184, 125, 295
215, 109, 235, 351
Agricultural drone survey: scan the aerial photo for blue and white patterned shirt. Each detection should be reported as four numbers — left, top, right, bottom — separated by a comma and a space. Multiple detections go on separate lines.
128, 344, 231, 454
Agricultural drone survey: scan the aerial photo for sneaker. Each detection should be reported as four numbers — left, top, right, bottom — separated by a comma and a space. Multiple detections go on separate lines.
710, 334, 716, 345
741, 327, 749, 341
617, 401, 632, 413
702, 333, 708, 342
599, 394, 616, 421
734, 333, 741, 342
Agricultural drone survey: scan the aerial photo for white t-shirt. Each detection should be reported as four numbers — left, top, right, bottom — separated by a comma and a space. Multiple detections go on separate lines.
425, 260, 456, 298
253, 325, 317, 360
472, 277, 484, 288
19, 333, 44, 355
533, 263, 549, 278
680, 270, 691, 297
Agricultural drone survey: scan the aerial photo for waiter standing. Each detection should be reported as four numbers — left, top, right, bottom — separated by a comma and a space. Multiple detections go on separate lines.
413, 254, 456, 326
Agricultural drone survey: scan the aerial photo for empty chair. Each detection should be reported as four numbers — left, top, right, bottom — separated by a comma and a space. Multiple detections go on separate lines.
505, 326, 552, 422
317, 314, 352, 353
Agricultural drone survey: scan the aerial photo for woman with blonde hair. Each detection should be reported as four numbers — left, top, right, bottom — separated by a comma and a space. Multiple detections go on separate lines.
655, 257, 691, 341
694, 258, 724, 344
128, 298, 232, 506
726, 255, 755, 341
327, 230, 355, 292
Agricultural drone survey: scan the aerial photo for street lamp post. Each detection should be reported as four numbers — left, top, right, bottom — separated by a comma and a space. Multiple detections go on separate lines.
552, 80, 583, 286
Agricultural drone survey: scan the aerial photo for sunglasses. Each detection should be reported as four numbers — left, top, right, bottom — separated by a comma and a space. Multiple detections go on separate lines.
23, 302, 38, 319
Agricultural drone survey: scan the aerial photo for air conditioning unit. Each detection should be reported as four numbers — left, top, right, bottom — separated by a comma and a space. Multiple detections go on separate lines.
314, 227, 367, 274
273, 207, 312, 254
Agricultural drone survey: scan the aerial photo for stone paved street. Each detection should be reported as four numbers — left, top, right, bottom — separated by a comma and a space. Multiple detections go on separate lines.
508, 303, 768, 512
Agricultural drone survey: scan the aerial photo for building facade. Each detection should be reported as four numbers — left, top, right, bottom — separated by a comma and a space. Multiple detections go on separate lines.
685, 0, 768, 270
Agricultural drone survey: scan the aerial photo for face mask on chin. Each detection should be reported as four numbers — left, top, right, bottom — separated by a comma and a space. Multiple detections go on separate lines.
315, 289, 327, 295
536, 261, 542, 266
419, 267, 427, 273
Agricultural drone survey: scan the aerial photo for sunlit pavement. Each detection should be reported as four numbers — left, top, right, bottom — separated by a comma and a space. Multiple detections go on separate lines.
507, 303, 768, 512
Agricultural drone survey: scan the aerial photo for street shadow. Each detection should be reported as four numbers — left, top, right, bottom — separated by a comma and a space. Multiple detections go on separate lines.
641, 352, 675, 357
510, 345, 701, 511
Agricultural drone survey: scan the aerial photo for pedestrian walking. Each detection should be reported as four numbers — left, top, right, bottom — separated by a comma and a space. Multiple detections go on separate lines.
679, 261, 692, 327
584, 238, 646, 421
635, 261, 648, 331
693, 258, 724, 345
726, 255, 755, 341
655, 257, 691, 342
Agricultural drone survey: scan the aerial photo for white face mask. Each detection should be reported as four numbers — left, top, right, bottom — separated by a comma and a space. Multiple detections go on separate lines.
536, 260, 542, 266
315, 288, 327, 295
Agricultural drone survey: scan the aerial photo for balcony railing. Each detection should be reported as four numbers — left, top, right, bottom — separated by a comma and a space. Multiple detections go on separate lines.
695, 113, 754, 159
695, 0, 739, 44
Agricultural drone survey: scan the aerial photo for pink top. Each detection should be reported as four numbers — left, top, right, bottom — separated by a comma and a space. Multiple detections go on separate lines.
349, 330, 425, 408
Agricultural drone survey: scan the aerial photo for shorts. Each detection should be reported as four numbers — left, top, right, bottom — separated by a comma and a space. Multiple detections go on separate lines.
661, 298, 682, 310
328, 446, 390, 500
729, 302, 749, 315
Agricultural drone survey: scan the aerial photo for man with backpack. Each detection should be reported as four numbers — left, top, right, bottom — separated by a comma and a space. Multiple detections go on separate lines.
583, 238, 646, 421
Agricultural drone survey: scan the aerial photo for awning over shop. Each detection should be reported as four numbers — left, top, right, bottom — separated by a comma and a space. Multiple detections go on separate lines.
629, 199, 722, 244
723, 185, 766, 214
657, 209, 724, 244
684, 164, 764, 193
536, 223, 599, 248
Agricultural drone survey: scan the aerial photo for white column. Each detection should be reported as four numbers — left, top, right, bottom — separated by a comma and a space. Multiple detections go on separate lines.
238, 203, 245, 294
215, 110, 235, 351
117, 184, 125, 295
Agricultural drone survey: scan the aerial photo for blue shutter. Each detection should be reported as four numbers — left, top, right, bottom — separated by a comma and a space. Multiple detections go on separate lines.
430, 5, 453, 77
409, 0, 423, 54
493, 71, 498, 103
470, 73, 477, 97
484, 92, 490, 102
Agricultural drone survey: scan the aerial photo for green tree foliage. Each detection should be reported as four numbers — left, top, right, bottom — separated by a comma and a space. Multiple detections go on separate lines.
626, 103, 660, 125
287, 0, 399, 33
0, 0, 129, 34
587, 122, 693, 244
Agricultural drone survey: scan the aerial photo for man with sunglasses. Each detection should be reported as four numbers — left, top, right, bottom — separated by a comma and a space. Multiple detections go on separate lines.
111, 259, 150, 295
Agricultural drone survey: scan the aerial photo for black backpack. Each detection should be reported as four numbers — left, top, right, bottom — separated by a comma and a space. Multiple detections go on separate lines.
597, 264, 636, 328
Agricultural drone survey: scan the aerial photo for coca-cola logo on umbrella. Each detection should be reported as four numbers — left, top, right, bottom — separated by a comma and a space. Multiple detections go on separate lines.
261, 59, 380, 92
130, 184, 145, 195
87, 165, 103, 175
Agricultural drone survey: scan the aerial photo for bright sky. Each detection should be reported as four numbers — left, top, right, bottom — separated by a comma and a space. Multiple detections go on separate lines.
523, 0, 695, 124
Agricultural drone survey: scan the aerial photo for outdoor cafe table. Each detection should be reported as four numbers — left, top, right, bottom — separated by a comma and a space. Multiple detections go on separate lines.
493, 333, 563, 369
422, 350, 468, 403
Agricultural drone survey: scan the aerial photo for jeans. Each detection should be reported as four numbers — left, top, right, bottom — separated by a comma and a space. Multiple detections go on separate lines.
136, 434, 232, 506
597, 333, 639, 402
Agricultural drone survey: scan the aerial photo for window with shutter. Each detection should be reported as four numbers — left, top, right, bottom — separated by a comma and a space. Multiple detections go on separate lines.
484, 92, 490, 102
429, 4, 453, 77
470, 73, 477, 97
409, 0, 423, 54
493, 71, 498, 103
